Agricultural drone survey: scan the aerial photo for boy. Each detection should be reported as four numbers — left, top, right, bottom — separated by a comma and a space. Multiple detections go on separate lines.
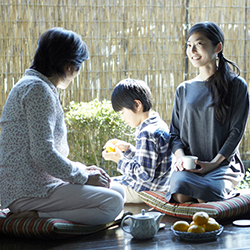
102, 79, 173, 203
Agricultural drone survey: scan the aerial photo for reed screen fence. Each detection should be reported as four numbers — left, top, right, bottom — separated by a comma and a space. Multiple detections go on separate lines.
1, 0, 250, 161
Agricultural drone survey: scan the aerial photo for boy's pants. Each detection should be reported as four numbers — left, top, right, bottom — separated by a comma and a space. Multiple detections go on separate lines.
121, 184, 144, 203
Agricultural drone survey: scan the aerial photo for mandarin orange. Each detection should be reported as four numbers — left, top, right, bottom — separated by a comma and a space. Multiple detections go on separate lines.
172, 221, 190, 232
204, 220, 220, 232
106, 144, 115, 153
187, 224, 205, 233
192, 212, 209, 225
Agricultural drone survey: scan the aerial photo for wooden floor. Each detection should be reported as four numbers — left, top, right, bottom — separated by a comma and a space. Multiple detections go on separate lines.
0, 203, 250, 250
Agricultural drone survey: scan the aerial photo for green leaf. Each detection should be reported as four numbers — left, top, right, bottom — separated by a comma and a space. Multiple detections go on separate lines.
65, 99, 135, 176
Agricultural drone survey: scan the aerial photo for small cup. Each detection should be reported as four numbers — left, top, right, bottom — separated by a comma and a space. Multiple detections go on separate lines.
183, 156, 198, 170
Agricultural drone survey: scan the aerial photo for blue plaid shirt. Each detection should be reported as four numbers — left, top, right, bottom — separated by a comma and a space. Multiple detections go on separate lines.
113, 112, 173, 192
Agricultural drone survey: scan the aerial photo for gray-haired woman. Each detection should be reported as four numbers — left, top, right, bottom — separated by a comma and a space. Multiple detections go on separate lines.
0, 27, 124, 224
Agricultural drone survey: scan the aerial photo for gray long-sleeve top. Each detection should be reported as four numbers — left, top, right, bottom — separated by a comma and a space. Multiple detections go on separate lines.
0, 69, 89, 208
170, 76, 249, 164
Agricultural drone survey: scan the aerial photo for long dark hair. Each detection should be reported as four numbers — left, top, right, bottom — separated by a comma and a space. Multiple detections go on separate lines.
187, 21, 240, 124
30, 27, 89, 78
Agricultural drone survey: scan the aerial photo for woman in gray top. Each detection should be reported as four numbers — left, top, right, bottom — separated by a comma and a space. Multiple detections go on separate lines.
0, 28, 124, 224
166, 21, 249, 203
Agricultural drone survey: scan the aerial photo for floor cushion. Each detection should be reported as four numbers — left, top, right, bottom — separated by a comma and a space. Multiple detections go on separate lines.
0, 210, 132, 239
138, 191, 250, 221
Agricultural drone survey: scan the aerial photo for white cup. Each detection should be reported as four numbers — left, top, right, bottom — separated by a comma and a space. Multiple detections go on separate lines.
183, 156, 198, 170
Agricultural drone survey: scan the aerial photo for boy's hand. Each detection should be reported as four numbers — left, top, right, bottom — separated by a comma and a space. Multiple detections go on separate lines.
102, 146, 123, 163
104, 138, 130, 152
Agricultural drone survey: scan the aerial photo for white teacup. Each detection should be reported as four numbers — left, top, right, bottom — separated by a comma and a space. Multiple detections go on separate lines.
183, 156, 198, 170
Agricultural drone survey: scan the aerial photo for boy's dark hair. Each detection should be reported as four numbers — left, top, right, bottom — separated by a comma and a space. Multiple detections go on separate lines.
111, 79, 152, 112
30, 27, 89, 78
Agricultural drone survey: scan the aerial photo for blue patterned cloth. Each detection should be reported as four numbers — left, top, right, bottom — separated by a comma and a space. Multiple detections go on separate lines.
113, 112, 173, 192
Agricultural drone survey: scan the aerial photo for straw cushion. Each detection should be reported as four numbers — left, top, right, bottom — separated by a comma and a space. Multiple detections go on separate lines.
138, 191, 250, 220
0, 211, 131, 239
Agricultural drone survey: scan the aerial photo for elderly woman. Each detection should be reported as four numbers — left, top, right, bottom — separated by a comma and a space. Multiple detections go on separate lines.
0, 27, 124, 225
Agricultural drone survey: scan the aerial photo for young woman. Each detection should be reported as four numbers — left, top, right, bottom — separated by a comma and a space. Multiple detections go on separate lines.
167, 21, 249, 203
0, 27, 124, 224
102, 79, 173, 203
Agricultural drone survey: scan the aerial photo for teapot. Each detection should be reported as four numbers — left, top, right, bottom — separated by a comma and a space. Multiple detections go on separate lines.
120, 209, 165, 240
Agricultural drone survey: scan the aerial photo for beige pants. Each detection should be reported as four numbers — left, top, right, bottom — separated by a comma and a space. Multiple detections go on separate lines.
121, 184, 144, 203
9, 181, 125, 225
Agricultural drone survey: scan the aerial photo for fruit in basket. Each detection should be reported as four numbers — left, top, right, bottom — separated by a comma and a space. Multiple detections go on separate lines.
172, 211, 220, 233
189, 220, 196, 226
207, 217, 216, 223
192, 211, 209, 225
204, 219, 220, 232
187, 224, 205, 233
172, 221, 190, 232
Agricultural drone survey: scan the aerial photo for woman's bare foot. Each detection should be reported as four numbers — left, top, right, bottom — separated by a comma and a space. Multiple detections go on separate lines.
6, 210, 38, 219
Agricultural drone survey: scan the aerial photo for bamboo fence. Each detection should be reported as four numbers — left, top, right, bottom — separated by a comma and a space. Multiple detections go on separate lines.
1, 0, 250, 160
